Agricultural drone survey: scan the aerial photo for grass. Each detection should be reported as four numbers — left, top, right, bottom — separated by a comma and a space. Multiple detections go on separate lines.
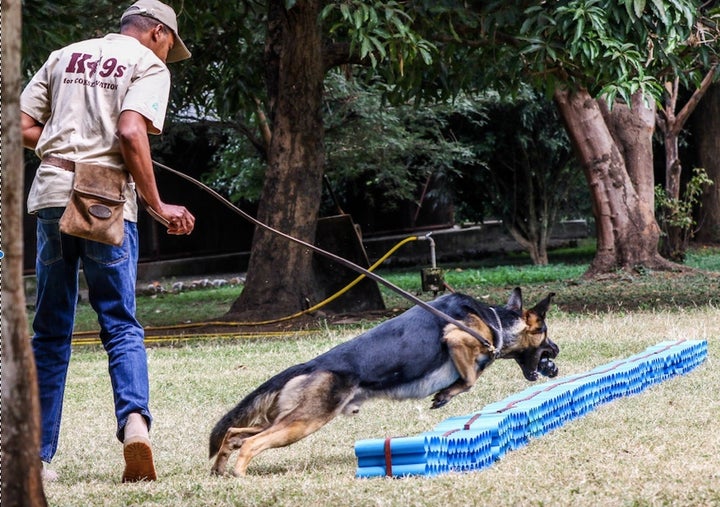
34, 244, 720, 505
377, 245, 720, 314
44, 311, 719, 506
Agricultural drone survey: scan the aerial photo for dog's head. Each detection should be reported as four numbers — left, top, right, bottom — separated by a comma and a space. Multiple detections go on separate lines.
501, 288, 559, 381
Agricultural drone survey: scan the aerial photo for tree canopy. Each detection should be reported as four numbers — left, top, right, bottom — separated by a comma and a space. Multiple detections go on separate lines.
20, 0, 720, 312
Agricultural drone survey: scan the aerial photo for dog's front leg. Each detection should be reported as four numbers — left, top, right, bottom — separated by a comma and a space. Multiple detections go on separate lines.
432, 326, 487, 409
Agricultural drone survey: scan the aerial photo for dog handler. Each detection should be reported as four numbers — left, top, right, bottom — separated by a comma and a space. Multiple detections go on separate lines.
21, 0, 195, 482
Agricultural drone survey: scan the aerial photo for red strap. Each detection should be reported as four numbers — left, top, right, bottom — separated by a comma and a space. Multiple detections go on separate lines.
384, 437, 393, 477
463, 414, 481, 430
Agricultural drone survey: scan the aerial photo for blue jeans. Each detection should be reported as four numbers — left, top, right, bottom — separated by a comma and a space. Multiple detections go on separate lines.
32, 207, 152, 463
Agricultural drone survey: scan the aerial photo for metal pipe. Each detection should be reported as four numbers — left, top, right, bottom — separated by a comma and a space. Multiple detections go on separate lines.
418, 232, 436, 268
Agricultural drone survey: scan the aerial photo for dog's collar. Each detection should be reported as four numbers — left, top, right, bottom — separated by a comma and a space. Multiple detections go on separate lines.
488, 307, 503, 358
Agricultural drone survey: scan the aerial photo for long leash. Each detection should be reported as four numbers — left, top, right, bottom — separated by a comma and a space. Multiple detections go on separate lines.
151, 160, 496, 353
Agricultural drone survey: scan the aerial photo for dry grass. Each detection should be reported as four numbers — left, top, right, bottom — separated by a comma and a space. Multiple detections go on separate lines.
40, 304, 720, 506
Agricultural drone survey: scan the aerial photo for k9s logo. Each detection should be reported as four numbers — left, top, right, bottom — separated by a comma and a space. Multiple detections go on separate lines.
65, 52, 127, 78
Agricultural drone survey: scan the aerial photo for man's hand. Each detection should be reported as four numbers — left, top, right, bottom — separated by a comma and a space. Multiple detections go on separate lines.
156, 203, 195, 235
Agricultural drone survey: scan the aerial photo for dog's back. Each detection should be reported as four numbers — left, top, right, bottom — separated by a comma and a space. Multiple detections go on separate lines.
310, 293, 496, 387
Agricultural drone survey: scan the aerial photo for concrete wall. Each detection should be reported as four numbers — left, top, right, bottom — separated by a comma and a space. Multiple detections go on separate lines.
363, 220, 589, 267
134, 219, 589, 279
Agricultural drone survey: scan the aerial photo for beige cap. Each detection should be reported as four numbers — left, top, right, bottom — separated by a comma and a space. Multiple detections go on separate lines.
121, 0, 191, 63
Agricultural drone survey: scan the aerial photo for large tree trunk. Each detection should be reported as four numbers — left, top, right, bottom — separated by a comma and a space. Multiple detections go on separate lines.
602, 92, 657, 208
554, 88, 677, 276
228, 0, 326, 319
695, 83, 720, 244
1, 0, 49, 505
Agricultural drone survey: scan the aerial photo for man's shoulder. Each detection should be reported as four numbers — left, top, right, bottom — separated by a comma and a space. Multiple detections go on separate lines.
61, 34, 154, 57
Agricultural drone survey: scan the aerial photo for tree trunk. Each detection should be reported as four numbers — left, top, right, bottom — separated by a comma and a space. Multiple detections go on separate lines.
1, 0, 49, 505
655, 69, 717, 257
661, 115, 685, 260
228, 0, 326, 319
508, 226, 548, 265
554, 88, 677, 276
601, 92, 657, 208
695, 83, 720, 244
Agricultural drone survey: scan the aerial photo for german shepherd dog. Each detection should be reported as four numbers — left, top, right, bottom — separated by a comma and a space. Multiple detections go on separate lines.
209, 288, 558, 477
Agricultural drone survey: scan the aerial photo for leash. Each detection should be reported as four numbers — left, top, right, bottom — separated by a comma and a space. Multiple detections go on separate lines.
489, 307, 504, 356
150, 160, 496, 352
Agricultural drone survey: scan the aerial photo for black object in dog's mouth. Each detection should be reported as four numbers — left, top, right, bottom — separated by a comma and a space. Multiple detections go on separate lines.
518, 346, 559, 381
538, 352, 559, 378
509, 335, 560, 381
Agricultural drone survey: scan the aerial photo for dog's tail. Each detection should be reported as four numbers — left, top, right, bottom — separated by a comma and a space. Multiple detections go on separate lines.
208, 363, 311, 459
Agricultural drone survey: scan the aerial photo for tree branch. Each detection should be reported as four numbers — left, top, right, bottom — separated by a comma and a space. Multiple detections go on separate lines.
322, 41, 372, 72
673, 64, 718, 136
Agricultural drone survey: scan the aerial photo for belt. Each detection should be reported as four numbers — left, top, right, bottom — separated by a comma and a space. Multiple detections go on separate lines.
42, 155, 76, 172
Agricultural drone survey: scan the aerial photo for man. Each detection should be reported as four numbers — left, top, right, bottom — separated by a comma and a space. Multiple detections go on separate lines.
21, 0, 195, 483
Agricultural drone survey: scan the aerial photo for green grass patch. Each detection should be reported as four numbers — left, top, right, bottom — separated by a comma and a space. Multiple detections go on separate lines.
29, 285, 244, 333
32, 243, 720, 505
686, 245, 720, 271
133, 286, 243, 326
43, 310, 720, 506
30, 244, 720, 332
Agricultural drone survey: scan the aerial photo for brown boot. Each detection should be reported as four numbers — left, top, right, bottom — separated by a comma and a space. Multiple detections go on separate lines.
121, 413, 157, 483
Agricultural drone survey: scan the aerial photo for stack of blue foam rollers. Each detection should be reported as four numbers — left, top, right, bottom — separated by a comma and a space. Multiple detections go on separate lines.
354, 339, 708, 478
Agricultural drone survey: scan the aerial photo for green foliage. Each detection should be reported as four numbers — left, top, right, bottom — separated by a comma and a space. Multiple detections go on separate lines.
322, 1, 436, 70
21, 0, 719, 247
22, 1, 719, 123
204, 135, 267, 202
170, 2, 267, 121
322, 73, 477, 213
513, 0, 699, 102
22, 0, 119, 77
452, 88, 590, 241
655, 167, 714, 255
206, 72, 480, 213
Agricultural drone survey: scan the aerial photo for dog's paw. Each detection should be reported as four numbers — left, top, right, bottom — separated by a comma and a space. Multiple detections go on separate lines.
431, 392, 450, 409
210, 467, 226, 477
210, 459, 228, 477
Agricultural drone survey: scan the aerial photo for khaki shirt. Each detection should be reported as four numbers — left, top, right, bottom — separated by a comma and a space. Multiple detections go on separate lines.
22, 33, 171, 221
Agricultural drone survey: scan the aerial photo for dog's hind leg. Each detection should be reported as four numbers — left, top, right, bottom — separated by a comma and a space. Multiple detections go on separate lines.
211, 426, 264, 476
432, 321, 492, 409
231, 414, 335, 477
230, 371, 356, 476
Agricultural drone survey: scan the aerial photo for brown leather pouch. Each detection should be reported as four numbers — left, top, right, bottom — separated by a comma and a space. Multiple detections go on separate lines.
59, 163, 128, 246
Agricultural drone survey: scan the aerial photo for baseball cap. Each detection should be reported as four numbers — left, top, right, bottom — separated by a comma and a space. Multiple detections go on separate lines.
121, 0, 191, 63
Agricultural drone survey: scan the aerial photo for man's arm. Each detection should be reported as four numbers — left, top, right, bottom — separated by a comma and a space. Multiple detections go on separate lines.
116, 110, 195, 235
21, 112, 44, 150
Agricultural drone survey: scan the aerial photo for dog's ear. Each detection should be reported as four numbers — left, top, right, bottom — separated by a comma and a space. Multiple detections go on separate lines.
506, 287, 523, 312
531, 292, 556, 319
